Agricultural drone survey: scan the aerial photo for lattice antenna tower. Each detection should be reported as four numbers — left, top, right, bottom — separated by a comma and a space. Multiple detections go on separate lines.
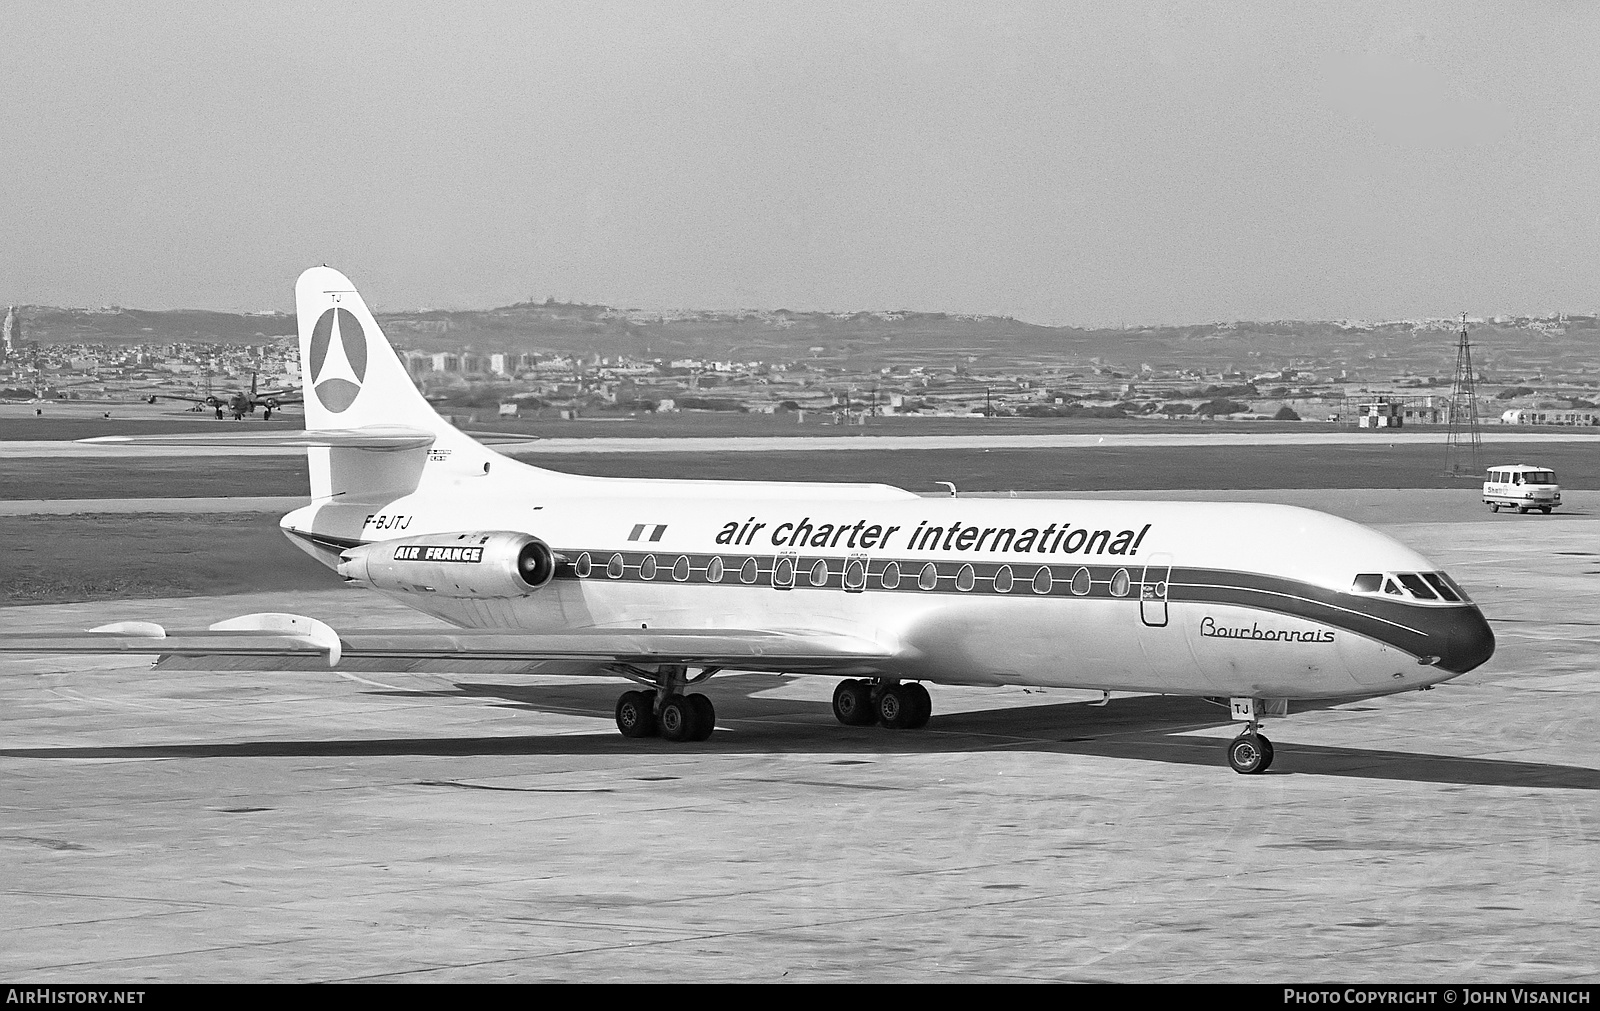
1444, 312, 1482, 476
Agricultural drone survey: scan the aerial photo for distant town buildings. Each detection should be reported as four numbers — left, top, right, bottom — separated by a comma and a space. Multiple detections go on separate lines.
1501, 409, 1600, 426
5, 302, 1600, 433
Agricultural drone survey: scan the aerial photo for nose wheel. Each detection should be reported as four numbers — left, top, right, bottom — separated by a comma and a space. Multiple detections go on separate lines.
1226, 732, 1275, 774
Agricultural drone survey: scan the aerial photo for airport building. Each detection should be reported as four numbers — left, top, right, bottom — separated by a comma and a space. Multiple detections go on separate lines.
1500, 408, 1600, 426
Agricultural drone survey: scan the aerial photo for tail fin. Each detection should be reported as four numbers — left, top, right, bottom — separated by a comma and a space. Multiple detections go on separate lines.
295, 266, 497, 501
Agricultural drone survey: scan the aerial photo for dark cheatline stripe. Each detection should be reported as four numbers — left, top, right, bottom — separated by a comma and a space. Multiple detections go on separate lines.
1172, 568, 1493, 673
291, 535, 1493, 673
555, 549, 1488, 663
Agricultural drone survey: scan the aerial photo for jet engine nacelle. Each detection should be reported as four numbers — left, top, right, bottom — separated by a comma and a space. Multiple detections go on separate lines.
337, 531, 560, 598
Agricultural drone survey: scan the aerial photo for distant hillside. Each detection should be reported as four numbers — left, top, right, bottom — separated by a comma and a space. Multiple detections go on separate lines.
18, 306, 295, 344
12, 300, 1600, 380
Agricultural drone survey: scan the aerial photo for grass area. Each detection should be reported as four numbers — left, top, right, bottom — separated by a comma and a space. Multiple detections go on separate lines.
0, 413, 310, 441
1, 408, 1396, 442
0, 513, 340, 605
0, 459, 311, 500
508, 442, 1600, 491
3, 442, 1599, 501
3, 441, 1595, 605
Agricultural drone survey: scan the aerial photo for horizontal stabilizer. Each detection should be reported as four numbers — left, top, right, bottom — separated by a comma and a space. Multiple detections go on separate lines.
78, 425, 435, 452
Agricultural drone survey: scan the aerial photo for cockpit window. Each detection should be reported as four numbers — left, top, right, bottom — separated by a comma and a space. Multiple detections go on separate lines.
1421, 572, 1459, 602
1353, 570, 1470, 604
1397, 573, 1437, 600
1435, 571, 1473, 603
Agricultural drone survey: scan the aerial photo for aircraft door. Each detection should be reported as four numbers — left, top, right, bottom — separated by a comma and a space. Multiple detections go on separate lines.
1140, 553, 1172, 628
772, 551, 797, 590
843, 553, 868, 592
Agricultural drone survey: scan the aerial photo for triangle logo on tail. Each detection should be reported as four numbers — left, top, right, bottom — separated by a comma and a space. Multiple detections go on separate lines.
309, 307, 368, 413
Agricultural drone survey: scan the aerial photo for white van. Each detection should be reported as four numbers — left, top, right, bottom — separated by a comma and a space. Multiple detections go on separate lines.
1483, 464, 1562, 514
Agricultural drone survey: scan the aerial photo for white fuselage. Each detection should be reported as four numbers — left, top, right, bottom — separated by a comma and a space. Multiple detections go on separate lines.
281, 458, 1496, 701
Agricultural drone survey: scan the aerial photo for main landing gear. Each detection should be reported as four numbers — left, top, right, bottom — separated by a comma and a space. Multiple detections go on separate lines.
832, 678, 932, 730
611, 664, 717, 742
1226, 696, 1276, 775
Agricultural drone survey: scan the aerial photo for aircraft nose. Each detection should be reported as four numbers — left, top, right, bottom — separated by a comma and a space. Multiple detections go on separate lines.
1433, 605, 1496, 675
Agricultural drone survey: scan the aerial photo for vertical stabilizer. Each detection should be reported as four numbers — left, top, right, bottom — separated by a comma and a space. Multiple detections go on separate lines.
295, 266, 496, 500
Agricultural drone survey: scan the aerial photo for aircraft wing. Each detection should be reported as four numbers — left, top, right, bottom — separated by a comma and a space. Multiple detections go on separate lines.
0, 612, 897, 677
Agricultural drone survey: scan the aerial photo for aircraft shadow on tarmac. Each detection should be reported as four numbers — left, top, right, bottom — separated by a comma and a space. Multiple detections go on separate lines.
3, 675, 1597, 790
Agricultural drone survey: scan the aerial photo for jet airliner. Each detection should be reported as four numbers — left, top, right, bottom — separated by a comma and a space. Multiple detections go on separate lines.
5, 267, 1496, 773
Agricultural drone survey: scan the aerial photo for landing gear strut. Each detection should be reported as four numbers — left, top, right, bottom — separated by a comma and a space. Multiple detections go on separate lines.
832, 678, 932, 730
610, 664, 718, 742
1226, 696, 1276, 774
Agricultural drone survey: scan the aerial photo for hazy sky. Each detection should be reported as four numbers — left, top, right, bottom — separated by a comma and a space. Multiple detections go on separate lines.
3, 1, 1597, 324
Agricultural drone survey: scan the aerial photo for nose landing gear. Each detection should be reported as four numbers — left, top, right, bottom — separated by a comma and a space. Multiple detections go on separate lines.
1226, 696, 1279, 774
1226, 732, 1275, 774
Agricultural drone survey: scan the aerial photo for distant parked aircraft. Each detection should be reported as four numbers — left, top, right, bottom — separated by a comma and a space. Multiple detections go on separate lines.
153, 374, 302, 419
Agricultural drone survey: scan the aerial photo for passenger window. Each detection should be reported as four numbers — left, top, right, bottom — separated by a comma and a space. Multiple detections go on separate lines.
1070, 567, 1091, 595
1397, 573, 1436, 599
739, 558, 758, 584
1421, 573, 1458, 601
918, 562, 939, 590
773, 556, 794, 588
706, 557, 724, 583
1031, 567, 1052, 594
574, 552, 592, 578
993, 564, 1013, 593
606, 553, 625, 579
956, 564, 975, 592
1110, 569, 1131, 597
1351, 573, 1382, 593
809, 559, 829, 586
881, 561, 901, 589
672, 555, 691, 582
640, 554, 657, 580
843, 557, 866, 591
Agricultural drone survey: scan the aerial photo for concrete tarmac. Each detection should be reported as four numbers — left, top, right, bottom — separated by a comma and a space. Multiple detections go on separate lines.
1, 492, 1597, 982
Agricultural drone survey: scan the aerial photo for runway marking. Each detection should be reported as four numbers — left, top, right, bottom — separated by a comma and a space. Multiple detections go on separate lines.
46, 686, 169, 712
336, 671, 415, 691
